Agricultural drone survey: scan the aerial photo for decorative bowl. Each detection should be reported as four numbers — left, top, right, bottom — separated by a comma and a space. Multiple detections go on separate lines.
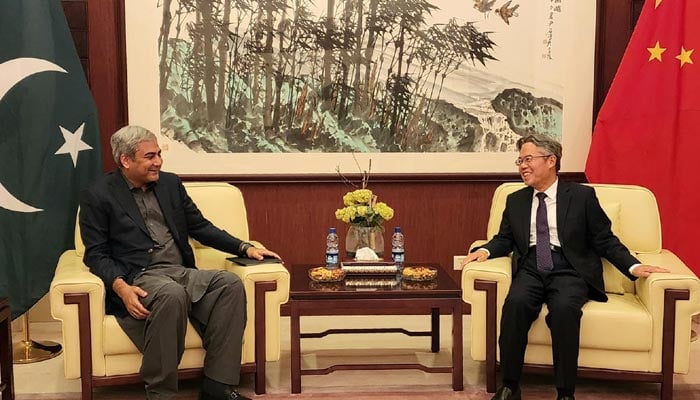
308, 266, 346, 282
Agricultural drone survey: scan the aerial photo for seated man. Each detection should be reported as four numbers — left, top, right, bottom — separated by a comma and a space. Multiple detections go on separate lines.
460, 134, 668, 400
79, 125, 281, 400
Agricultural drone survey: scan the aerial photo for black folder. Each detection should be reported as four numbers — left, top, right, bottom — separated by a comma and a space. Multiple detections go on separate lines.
227, 256, 283, 266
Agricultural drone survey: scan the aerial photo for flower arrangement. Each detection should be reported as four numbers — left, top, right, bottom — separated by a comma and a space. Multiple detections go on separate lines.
335, 188, 394, 227
334, 156, 394, 228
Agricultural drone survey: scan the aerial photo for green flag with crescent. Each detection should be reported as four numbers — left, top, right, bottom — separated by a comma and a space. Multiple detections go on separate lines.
0, 0, 102, 318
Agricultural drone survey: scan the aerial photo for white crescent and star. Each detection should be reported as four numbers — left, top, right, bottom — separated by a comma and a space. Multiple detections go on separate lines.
56, 123, 93, 167
0, 57, 93, 213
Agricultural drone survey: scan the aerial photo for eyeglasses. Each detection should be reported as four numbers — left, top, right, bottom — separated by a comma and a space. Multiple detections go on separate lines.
514, 154, 552, 166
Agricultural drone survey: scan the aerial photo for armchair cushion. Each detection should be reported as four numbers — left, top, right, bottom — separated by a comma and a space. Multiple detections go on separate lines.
528, 294, 651, 351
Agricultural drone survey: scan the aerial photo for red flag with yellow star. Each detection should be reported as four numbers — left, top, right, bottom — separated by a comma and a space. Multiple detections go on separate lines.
586, 0, 699, 275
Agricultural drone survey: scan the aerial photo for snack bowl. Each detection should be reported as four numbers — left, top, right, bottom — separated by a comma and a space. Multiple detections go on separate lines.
401, 266, 438, 282
308, 266, 346, 282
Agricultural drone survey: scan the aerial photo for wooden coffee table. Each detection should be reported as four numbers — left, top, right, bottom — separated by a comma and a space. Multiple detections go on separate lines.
289, 264, 463, 393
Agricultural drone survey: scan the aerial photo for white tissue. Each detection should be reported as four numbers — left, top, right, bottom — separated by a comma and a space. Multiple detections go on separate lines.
354, 247, 380, 261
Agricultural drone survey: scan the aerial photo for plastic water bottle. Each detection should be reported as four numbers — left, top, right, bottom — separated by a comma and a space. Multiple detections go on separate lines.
391, 227, 405, 271
325, 228, 339, 270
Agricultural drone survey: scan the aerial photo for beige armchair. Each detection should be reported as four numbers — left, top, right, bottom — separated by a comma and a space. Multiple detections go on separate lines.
50, 182, 290, 400
458, 183, 700, 400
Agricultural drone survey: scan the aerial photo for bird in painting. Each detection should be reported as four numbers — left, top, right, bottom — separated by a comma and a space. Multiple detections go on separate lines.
473, 0, 497, 15
496, 1, 520, 25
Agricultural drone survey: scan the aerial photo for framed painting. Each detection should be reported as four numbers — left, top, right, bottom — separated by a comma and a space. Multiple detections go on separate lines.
124, 0, 596, 175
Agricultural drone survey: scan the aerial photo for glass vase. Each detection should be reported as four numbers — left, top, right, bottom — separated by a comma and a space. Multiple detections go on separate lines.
345, 225, 384, 258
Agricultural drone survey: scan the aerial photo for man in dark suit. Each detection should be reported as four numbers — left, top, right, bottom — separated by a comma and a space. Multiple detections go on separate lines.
80, 125, 281, 400
460, 134, 668, 400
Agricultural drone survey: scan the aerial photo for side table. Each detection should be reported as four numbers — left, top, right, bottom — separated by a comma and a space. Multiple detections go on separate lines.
0, 298, 14, 399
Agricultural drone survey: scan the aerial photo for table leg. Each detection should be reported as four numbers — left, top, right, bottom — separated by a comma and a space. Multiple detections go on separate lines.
452, 299, 463, 391
290, 301, 302, 394
431, 307, 440, 353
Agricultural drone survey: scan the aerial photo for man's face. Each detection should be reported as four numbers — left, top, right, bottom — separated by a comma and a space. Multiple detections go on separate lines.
120, 140, 162, 188
517, 142, 557, 192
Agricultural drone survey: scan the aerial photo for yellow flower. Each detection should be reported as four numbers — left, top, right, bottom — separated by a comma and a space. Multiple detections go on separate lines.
336, 158, 393, 227
343, 193, 354, 206
335, 190, 393, 227
375, 202, 394, 220
351, 189, 373, 204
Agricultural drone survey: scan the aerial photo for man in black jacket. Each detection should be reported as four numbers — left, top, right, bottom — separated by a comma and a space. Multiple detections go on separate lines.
80, 125, 280, 400
460, 134, 667, 400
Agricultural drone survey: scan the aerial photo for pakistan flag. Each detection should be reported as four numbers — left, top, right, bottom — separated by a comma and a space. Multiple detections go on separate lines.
0, 1, 102, 318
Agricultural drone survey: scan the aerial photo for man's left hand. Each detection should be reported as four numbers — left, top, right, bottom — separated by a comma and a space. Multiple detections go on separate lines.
246, 246, 282, 261
631, 264, 670, 278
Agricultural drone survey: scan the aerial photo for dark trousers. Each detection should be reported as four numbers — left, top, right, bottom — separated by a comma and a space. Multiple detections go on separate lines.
117, 266, 247, 400
498, 248, 589, 394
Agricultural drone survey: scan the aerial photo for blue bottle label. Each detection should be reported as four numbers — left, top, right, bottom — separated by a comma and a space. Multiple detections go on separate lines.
326, 253, 338, 265
392, 252, 404, 263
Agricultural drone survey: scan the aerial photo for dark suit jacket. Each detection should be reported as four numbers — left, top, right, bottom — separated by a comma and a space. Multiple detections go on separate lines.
480, 181, 639, 302
79, 170, 246, 317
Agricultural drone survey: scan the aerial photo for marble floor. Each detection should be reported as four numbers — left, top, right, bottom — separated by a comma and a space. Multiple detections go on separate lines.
8, 315, 700, 399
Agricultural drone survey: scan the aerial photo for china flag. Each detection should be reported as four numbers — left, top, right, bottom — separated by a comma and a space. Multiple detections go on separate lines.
586, 0, 699, 275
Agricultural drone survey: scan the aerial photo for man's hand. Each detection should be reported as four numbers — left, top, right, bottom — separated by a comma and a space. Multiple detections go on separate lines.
112, 278, 150, 319
631, 264, 670, 278
246, 246, 282, 261
459, 249, 489, 269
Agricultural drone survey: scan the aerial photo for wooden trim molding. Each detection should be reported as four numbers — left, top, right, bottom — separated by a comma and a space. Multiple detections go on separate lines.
179, 172, 588, 184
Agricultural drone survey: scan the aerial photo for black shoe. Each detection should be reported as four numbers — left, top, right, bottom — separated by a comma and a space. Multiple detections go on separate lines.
557, 396, 575, 400
199, 389, 251, 400
491, 386, 521, 400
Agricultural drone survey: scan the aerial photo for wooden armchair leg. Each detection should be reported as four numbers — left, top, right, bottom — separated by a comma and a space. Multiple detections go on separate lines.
660, 289, 690, 400
64, 293, 94, 400
474, 279, 498, 393
253, 281, 277, 395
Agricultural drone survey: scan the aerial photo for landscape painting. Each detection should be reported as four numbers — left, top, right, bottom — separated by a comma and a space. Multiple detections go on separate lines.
125, 0, 595, 174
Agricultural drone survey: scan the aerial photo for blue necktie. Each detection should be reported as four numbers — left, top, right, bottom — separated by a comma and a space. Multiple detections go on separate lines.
535, 192, 554, 272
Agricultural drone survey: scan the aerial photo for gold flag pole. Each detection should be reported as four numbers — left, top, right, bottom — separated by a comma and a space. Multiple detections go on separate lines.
12, 312, 62, 364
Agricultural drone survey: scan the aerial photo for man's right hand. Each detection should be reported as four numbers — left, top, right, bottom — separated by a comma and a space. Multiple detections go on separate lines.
112, 278, 150, 319
459, 249, 489, 269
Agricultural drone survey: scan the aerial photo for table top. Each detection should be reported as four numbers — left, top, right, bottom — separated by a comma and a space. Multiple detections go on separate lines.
289, 263, 461, 300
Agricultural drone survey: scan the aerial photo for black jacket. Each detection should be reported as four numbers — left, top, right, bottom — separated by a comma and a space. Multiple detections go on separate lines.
79, 170, 245, 316
480, 181, 639, 301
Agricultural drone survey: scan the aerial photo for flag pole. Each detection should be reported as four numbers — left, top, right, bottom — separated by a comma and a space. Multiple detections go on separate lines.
12, 313, 62, 364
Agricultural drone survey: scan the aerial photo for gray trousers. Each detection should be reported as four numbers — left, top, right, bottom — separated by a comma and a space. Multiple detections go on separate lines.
116, 266, 247, 400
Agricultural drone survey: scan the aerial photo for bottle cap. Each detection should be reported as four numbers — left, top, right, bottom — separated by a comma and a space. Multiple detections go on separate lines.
329, 227, 337, 233
394, 226, 401, 232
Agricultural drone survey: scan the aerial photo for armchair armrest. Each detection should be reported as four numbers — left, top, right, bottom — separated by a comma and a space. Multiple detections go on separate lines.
459, 251, 512, 362
194, 240, 290, 363
226, 258, 290, 363
634, 250, 700, 373
49, 250, 107, 379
